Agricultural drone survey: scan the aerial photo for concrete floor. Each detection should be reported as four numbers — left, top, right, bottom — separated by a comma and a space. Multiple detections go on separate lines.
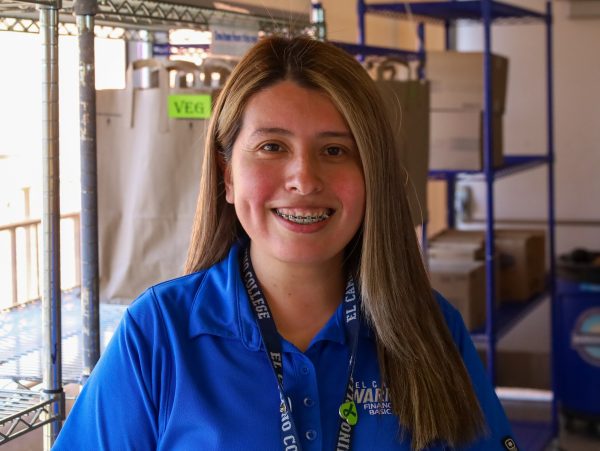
552, 431, 600, 451
549, 417, 600, 451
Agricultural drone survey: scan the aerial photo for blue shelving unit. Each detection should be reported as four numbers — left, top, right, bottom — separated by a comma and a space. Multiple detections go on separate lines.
329, 41, 421, 61
429, 155, 551, 180
355, 1, 557, 449
365, 1, 545, 21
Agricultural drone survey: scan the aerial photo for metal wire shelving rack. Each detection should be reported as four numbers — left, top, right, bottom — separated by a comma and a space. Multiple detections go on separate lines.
0, 0, 312, 37
0, 389, 59, 444
0, 0, 312, 447
356, 1, 557, 450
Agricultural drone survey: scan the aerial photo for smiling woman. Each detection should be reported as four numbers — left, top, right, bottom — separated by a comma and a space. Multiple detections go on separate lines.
54, 36, 516, 451
225, 81, 365, 267
223, 80, 366, 352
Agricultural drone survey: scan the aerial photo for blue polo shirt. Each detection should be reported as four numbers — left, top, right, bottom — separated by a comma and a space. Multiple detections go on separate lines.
53, 243, 515, 450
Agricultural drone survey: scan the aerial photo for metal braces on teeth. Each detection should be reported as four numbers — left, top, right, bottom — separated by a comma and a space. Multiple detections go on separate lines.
276, 211, 331, 224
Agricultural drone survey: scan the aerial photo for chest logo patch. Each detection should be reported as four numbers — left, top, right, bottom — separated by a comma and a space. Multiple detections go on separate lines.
354, 380, 392, 416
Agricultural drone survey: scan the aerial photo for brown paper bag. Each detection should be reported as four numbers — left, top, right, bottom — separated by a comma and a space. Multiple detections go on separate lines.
97, 59, 211, 303
373, 59, 430, 226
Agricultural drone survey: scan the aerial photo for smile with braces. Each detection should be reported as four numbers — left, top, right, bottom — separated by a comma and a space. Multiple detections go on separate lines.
275, 209, 333, 224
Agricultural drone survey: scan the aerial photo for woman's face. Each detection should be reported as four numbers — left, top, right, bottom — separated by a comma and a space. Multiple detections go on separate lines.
224, 80, 365, 270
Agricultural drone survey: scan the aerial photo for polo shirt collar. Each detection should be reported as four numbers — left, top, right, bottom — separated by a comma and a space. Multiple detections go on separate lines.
188, 242, 370, 351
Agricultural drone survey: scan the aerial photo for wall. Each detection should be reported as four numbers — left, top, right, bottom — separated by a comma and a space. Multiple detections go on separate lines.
322, 0, 444, 50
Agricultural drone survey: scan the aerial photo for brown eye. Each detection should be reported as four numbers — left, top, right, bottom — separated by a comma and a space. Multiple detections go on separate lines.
261, 143, 282, 153
324, 146, 344, 156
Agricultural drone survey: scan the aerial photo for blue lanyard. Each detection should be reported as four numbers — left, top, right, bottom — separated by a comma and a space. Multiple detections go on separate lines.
240, 246, 361, 451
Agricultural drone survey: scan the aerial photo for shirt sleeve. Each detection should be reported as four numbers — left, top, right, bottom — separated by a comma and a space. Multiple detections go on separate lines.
52, 290, 168, 451
434, 292, 518, 451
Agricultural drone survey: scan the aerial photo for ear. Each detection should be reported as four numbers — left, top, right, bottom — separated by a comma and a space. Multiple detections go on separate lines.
219, 154, 234, 204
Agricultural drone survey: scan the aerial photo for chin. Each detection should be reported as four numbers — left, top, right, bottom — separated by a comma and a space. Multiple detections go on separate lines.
271, 244, 345, 268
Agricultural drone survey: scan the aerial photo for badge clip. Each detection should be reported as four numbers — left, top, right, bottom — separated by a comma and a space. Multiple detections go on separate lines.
339, 400, 358, 426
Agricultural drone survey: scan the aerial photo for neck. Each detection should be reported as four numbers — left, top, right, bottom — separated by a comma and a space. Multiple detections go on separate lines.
249, 247, 346, 351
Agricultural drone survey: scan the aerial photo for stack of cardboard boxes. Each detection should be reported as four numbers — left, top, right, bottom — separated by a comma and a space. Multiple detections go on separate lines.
427, 51, 508, 171
428, 230, 488, 331
428, 229, 546, 331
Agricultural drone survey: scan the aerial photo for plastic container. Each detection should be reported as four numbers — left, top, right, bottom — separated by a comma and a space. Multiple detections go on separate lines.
556, 250, 600, 422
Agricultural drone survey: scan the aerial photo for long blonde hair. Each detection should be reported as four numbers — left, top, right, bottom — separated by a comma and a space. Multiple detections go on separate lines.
185, 36, 485, 450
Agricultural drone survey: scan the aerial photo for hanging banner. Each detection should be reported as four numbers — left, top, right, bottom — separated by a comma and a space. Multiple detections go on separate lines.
210, 23, 259, 57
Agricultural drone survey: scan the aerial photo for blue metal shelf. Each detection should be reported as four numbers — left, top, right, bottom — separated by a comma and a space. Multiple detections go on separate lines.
366, 1, 546, 22
428, 155, 550, 180
471, 290, 549, 344
330, 41, 421, 61
495, 155, 551, 178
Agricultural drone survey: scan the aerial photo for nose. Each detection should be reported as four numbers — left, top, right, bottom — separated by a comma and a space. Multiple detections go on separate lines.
285, 152, 323, 195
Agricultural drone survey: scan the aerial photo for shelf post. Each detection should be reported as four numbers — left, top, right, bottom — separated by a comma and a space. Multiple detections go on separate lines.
38, 2, 65, 448
417, 22, 426, 80
73, 0, 101, 385
446, 175, 456, 228
357, 0, 366, 61
357, 0, 365, 45
481, 0, 497, 385
545, 0, 558, 438
416, 21, 427, 259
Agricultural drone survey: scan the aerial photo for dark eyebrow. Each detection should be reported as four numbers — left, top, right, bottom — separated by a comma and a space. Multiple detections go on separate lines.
250, 127, 354, 140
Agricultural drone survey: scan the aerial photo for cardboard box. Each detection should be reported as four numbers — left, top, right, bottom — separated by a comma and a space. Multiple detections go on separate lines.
429, 228, 547, 303
428, 229, 502, 305
429, 260, 486, 331
496, 229, 546, 302
430, 109, 504, 171
477, 350, 551, 390
430, 228, 485, 245
429, 229, 485, 261
427, 51, 509, 113
429, 245, 483, 261
375, 80, 430, 226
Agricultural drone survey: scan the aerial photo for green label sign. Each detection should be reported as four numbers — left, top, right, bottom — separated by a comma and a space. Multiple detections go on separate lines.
168, 94, 211, 119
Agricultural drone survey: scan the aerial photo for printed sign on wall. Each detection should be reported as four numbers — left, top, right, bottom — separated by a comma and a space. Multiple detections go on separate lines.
210, 23, 259, 57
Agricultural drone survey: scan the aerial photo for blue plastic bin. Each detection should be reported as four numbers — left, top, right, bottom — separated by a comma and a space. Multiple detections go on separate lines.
556, 278, 600, 418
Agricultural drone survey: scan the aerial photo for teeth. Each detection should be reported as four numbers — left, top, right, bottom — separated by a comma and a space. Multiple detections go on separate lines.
275, 209, 332, 224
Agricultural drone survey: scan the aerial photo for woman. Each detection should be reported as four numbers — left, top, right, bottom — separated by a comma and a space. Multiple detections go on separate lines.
54, 36, 516, 450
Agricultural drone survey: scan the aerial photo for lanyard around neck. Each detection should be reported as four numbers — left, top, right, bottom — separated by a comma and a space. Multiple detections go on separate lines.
240, 246, 361, 451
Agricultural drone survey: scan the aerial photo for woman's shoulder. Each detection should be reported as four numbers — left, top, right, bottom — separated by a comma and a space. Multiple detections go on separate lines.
126, 245, 244, 336
141, 270, 210, 308
123, 270, 210, 332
